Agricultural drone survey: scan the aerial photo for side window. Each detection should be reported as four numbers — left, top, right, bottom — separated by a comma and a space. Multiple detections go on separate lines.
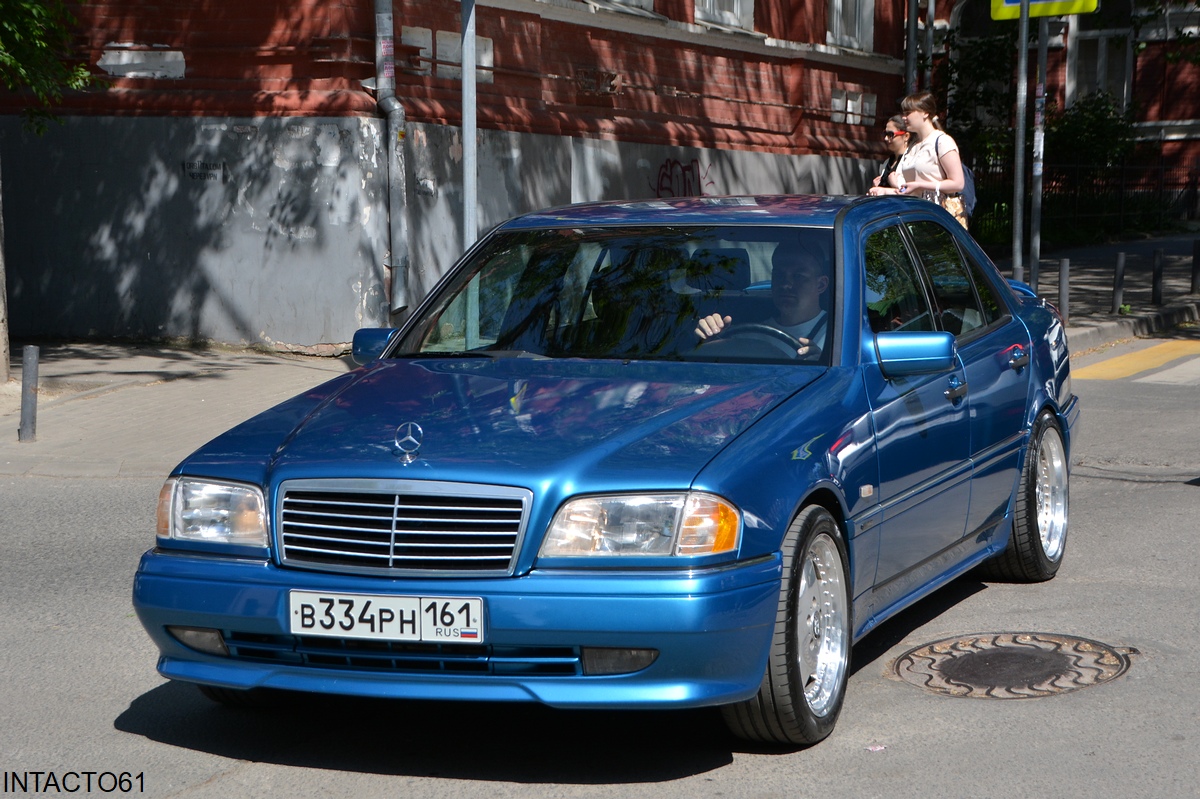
906, 221, 990, 338
864, 225, 935, 333
963, 252, 1005, 324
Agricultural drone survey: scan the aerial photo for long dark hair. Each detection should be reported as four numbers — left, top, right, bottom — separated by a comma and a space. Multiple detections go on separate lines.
900, 91, 944, 131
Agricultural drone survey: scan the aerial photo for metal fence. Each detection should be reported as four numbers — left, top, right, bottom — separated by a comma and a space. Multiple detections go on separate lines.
970, 161, 1200, 247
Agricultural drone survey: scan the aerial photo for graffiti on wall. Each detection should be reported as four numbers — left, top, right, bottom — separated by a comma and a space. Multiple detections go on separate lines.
651, 158, 715, 198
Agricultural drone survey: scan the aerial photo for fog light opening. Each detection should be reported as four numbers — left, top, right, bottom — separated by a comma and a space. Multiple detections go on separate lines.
168, 626, 229, 657
581, 647, 658, 675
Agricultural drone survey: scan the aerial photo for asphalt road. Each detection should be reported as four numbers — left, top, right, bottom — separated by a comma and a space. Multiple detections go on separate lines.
2, 329, 1199, 798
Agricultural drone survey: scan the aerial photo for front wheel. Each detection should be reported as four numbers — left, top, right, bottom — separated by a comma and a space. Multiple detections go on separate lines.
722, 505, 850, 746
980, 410, 1069, 582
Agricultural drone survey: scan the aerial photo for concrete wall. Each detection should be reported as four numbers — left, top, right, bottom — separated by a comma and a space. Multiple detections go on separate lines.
1, 115, 391, 348
2, 115, 875, 346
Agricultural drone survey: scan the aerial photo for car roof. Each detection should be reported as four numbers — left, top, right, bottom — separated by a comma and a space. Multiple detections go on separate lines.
495, 194, 872, 231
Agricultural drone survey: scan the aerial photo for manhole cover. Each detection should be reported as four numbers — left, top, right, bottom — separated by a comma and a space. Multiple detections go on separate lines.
891, 632, 1135, 699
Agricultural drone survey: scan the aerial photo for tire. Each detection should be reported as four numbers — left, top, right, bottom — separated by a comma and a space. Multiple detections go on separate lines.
721, 505, 851, 746
980, 410, 1069, 582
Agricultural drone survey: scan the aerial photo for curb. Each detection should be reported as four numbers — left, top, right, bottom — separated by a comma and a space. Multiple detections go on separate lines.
1065, 300, 1200, 353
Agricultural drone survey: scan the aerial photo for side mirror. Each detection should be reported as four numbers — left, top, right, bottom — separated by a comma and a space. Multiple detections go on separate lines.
875, 331, 957, 377
351, 328, 401, 365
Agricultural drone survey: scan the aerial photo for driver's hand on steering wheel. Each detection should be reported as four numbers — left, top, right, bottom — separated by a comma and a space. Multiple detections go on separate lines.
695, 313, 731, 340
795, 338, 818, 358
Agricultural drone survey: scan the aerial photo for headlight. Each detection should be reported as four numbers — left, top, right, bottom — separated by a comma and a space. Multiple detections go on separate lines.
540, 492, 740, 557
157, 477, 267, 547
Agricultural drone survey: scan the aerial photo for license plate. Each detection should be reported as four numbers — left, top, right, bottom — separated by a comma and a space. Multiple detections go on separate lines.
289, 591, 485, 643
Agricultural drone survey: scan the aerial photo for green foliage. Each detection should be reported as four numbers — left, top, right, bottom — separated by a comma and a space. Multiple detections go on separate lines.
1044, 92, 1136, 167
0, 0, 95, 132
935, 27, 1020, 164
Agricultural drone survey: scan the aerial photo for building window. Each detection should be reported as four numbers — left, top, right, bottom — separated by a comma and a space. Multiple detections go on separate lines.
827, 0, 875, 51
695, 0, 755, 31
832, 88, 877, 126
580, 0, 666, 20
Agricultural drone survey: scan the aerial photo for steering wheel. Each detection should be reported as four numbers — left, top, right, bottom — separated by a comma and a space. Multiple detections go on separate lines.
699, 323, 811, 359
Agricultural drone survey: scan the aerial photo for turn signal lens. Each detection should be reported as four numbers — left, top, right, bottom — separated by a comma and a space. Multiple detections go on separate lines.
676, 494, 740, 555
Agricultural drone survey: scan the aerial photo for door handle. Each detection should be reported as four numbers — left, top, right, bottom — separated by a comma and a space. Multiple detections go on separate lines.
944, 376, 968, 403
1009, 346, 1030, 371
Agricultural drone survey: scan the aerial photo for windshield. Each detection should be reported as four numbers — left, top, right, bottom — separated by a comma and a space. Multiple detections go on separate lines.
396, 225, 836, 364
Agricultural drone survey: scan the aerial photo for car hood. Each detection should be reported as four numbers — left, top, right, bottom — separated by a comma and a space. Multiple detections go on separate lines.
181, 357, 823, 489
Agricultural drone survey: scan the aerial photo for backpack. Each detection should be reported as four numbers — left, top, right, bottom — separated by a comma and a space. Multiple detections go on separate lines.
935, 134, 977, 217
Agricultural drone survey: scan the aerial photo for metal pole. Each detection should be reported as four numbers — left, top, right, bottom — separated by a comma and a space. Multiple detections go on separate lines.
1059, 258, 1070, 326
1112, 252, 1126, 314
1030, 18, 1048, 287
462, 0, 478, 252
924, 0, 935, 90
19, 345, 38, 442
1153, 248, 1164, 306
1012, 0, 1031, 283
1192, 239, 1199, 295
906, 0, 920, 93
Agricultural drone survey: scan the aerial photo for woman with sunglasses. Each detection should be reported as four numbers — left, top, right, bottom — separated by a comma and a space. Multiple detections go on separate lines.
867, 115, 909, 196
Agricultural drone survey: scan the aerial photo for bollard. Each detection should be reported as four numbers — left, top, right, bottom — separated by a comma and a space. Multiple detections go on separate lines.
19, 346, 39, 443
1059, 258, 1069, 326
1192, 239, 1199, 296
1152, 248, 1164, 306
1111, 252, 1126, 314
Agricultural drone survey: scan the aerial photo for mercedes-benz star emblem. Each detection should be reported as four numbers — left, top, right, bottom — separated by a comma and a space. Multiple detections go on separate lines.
394, 421, 424, 463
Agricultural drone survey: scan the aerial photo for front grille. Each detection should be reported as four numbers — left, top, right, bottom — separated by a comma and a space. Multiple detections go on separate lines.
223, 632, 580, 676
277, 479, 532, 576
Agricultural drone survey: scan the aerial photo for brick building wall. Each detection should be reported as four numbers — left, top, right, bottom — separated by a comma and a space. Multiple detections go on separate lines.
0, 0, 907, 347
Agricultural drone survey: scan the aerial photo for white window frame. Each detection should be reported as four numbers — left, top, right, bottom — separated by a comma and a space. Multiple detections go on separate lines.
827, 0, 875, 51
831, 88, 877, 126
694, 0, 755, 32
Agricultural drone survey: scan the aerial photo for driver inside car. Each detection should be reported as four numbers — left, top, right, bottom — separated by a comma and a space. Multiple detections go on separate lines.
694, 246, 830, 358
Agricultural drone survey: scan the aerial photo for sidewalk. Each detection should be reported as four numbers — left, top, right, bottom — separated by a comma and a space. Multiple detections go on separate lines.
2, 232, 1199, 478
994, 232, 1200, 353
0, 344, 353, 477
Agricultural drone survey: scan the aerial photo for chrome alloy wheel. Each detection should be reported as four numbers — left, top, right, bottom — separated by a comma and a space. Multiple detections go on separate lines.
1035, 425, 1069, 562
796, 531, 849, 717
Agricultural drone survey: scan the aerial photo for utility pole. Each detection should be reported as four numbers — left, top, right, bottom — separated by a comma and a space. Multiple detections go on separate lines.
906, 0, 919, 92
1012, 0, 1031, 283
1029, 18, 1049, 292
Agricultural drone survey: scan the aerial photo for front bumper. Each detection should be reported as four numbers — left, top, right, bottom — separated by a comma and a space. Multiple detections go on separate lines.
132, 549, 781, 709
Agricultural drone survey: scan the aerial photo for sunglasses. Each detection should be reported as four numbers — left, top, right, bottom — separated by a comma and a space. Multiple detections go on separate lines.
884, 130, 908, 140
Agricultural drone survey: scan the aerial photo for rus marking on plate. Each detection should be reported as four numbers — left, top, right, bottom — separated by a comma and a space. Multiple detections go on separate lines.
890, 632, 1136, 699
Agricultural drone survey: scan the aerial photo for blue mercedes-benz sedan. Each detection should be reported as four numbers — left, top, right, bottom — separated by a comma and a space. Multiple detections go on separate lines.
134, 194, 1079, 746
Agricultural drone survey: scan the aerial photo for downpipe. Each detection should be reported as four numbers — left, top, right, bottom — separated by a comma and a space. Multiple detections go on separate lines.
375, 2, 410, 315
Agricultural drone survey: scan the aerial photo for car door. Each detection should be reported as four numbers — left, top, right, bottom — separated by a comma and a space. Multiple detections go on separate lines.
905, 220, 1033, 541
861, 222, 971, 602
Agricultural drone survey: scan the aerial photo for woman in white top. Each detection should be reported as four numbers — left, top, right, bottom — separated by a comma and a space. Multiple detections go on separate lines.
889, 92, 967, 227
